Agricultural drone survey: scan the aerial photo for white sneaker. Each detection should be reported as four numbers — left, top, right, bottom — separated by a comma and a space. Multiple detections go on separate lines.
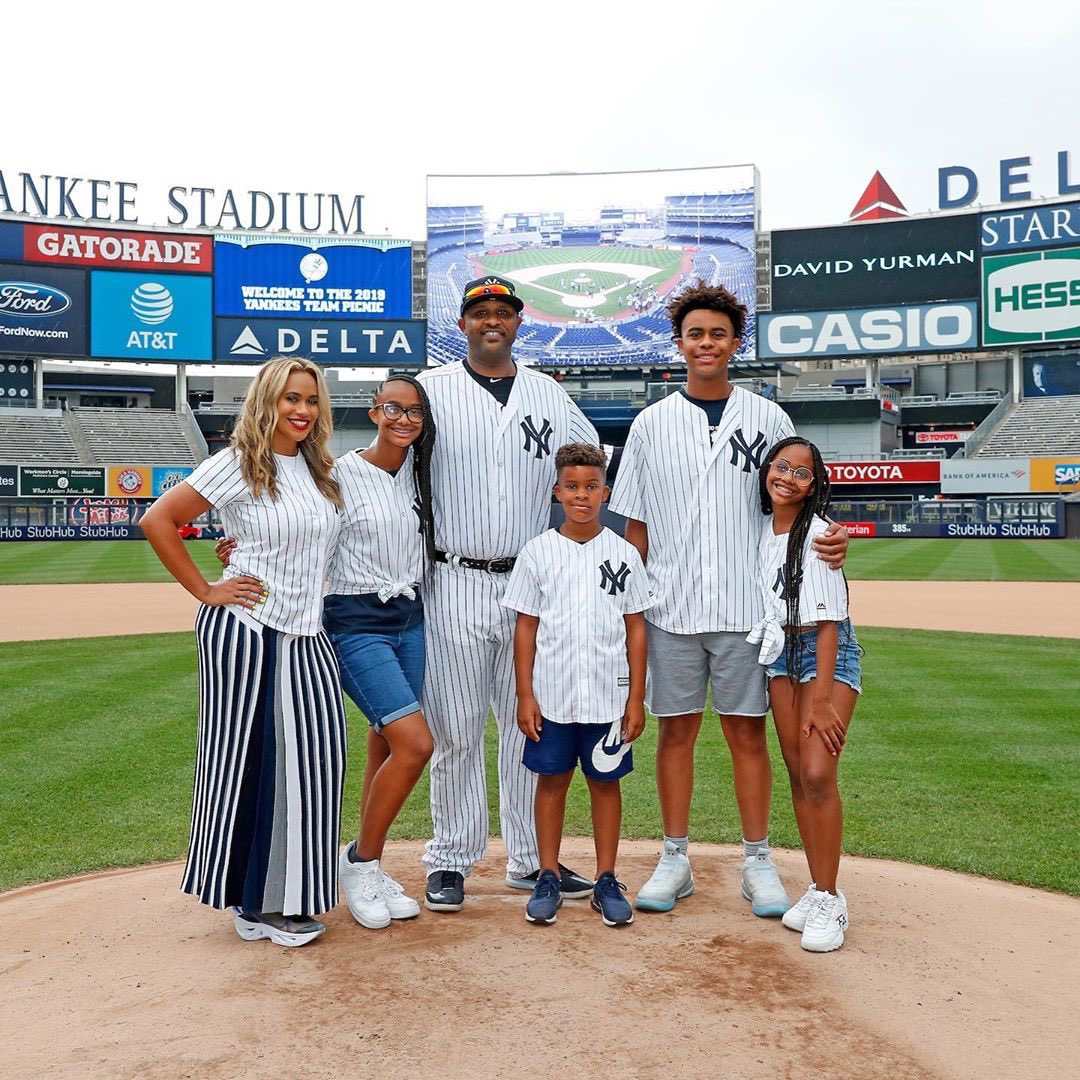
801, 890, 848, 952
740, 852, 791, 917
338, 844, 391, 929
634, 841, 694, 912
378, 868, 421, 920
781, 882, 818, 932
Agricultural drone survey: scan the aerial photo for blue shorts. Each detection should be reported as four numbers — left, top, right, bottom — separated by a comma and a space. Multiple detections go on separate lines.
330, 621, 425, 731
523, 719, 634, 782
766, 618, 863, 694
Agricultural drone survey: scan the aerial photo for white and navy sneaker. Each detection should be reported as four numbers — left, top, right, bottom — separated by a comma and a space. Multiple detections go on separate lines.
525, 869, 563, 925
740, 852, 791, 917
592, 872, 634, 927
233, 909, 326, 948
781, 882, 818, 932
338, 844, 391, 929
634, 841, 694, 912
424, 870, 465, 912
801, 890, 848, 952
506, 863, 593, 899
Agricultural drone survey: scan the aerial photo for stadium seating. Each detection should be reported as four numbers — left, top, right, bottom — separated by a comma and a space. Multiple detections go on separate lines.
0, 408, 80, 464
974, 395, 1080, 457
69, 408, 200, 465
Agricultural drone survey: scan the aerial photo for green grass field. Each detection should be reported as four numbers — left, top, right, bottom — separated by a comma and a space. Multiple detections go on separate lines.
2, 627, 1077, 896
478, 245, 683, 319
2, 538, 1077, 585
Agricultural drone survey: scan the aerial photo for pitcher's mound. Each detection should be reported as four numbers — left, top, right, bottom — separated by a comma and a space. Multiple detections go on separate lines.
4, 840, 1078, 1079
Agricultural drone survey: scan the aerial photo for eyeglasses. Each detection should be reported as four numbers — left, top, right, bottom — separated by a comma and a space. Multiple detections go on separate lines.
375, 402, 426, 423
770, 459, 814, 485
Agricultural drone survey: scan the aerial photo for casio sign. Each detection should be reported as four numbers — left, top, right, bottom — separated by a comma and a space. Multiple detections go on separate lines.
0, 281, 72, 317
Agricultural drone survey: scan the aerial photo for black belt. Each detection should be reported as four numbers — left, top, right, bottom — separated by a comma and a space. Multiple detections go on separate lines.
434, 550, 516, 573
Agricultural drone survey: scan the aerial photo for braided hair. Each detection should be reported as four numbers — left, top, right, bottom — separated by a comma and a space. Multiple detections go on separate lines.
758, 437, 836, 682
376, 375, 438, 563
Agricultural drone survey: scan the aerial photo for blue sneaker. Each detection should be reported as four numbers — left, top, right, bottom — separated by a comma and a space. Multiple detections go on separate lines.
525, 868, 563, 924
591, 872, 633, 927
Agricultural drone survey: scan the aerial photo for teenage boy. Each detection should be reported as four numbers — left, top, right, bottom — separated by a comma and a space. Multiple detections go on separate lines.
501, 443, 654, 927
609, 281, 848, 916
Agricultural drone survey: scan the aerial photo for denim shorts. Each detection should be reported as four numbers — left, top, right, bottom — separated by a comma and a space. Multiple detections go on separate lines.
330, 621, 426, 730
523, 719, 633, 782
765, 618, 862, 694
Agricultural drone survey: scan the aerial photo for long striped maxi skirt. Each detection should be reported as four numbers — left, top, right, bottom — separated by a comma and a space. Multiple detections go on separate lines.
182, 605, 347, 917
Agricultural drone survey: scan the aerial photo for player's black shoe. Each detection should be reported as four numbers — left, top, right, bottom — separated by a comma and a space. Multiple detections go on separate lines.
424, 870, 465, 912
506, 863, 594, 899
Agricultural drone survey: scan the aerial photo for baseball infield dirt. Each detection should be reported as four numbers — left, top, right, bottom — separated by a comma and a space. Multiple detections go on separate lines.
3, 582, 1079, 1078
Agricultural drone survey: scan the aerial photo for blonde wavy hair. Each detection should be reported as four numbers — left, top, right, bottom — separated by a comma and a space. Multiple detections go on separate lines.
231, 356, 342, 508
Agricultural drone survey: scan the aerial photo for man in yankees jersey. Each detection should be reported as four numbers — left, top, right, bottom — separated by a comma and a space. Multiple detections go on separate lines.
609, 281, 848, 917
417, 276, 599, 912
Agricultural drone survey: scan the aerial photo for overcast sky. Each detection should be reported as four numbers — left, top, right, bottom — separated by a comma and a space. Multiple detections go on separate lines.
4, 0, 1079, 241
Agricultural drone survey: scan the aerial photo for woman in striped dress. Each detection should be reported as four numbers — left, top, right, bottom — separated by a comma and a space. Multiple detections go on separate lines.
141, 356, 345, 948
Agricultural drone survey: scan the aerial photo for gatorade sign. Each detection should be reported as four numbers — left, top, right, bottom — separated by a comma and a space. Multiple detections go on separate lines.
982, 246, 1080, 346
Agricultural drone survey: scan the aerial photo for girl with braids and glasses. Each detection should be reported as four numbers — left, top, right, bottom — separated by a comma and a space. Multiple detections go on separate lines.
747, 436, 862, 954
217, 373, 438, 931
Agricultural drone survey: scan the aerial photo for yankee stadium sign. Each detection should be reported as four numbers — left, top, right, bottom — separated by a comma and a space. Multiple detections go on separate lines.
0, 169, 364, 235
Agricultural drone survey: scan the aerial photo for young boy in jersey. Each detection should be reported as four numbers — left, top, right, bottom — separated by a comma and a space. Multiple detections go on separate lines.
501, 443, 654, 927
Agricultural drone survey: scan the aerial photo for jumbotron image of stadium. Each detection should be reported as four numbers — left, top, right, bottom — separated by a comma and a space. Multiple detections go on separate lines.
426, 171, 756, 367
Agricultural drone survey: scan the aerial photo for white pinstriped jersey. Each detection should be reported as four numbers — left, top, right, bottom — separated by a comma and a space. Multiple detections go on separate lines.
758, 515, 849, 625
186, 448, 340, 636
609, 387, 796, 634
417, 362, 598, 558
328, 449, 424, 599
501, 528, 654, 724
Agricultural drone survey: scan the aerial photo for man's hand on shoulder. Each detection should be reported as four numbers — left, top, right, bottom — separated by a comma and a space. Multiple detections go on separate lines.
813, 522, 849, 569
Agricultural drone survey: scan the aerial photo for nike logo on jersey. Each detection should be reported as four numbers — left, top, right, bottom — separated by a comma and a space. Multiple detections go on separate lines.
520, 414, 554, 459
728, 427, 769, 473
599, 559, 630, 596
591, 722, 632, 774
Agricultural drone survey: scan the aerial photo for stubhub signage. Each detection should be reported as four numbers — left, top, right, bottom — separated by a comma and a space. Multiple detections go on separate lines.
215, 317, 425, 365
91, 270, 212, 360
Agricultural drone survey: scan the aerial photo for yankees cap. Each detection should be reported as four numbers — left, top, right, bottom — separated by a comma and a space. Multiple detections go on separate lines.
460, 276, 524, 316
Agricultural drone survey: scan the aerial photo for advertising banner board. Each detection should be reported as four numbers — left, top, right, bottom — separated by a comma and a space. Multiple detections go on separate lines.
19, 466, 105, 497
0, 524, 145, 541
0, 221, 22, 261
865, 521, 1062, 539
90, 270, 212, 361
0, 464, 17, 494
1030, 457, 1080, 492
214, 240, 411, 319
982, 246, 1080, 346
914, 430, 970, 444
981, 200, 1080, 253
826, 461, 941, 485
758, 302, 978, 358
770, 214, 980, 311
940, 459, 1030, 494
107, 465, 153, 498
152, 465, 194, 496
0, 261, 87, 356
24, 225, 213, 273
215, 317, 425, 365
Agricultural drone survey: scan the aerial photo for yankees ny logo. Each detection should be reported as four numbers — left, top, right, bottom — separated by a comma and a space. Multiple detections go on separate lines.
772, 565, 789, 600
520, 414, 554, 459
728, 427, 769, 473
411, 494, 423, 534
599, 559, 630, 596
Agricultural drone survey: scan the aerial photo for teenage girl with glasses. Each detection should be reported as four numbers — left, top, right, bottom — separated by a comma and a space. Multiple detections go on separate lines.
747, 436, 862, 953
217, 375, 438, 931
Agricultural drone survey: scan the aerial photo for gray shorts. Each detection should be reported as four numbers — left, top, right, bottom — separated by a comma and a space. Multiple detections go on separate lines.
646, 623, 767, 718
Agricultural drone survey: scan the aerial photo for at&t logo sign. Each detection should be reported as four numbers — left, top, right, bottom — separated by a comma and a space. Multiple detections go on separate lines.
128, 281, 177, 349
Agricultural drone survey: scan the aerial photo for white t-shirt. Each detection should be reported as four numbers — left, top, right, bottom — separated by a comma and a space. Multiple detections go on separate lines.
609, 386, 796, 634
329, 449, 424, 599
757, 514, 849, 627
186, 448, 340, 637
501, 527, 654, 724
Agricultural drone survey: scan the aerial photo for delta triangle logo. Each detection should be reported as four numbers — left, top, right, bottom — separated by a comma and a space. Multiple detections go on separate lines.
229, 325, 267, 357
849, 171, 908, 223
